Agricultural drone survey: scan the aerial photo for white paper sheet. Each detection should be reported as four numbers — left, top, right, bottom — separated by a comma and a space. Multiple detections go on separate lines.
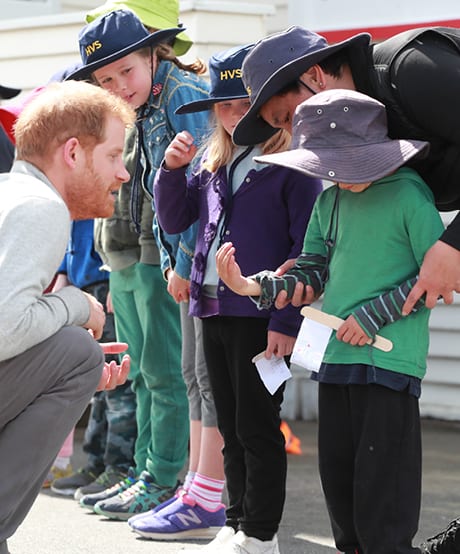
291, 317, 332, 372
252, 352, 292, 395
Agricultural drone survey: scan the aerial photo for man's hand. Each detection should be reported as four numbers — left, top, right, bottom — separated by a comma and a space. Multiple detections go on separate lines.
265, 330, 296, 359
336, 315, 370, 347
97, 342, 130, 391
273, 257, 316, 309
82, 292, 106, 340
403, 240, 460, 314
216, 242, 261, 296
167, 270, 190, 303
97, 355, 130, 391
164, 131, 197, 170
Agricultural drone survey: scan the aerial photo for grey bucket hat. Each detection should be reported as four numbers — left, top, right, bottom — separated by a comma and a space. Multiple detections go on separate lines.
254, 89, 429, 183
232, 26, 371, 146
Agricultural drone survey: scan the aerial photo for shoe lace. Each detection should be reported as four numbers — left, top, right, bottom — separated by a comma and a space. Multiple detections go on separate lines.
119, 480, 147, 500
106, 475, 134, 494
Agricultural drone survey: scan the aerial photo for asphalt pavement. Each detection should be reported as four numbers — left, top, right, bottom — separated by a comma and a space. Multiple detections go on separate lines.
8, 418, 460, 554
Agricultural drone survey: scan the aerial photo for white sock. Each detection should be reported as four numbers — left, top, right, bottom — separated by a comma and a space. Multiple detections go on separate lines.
183, 470, 196, 492
188, 472, 225, 511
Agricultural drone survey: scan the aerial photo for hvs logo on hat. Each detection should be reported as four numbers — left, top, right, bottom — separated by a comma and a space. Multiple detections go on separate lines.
220, 68, 242, 81
85, 40, 102, 58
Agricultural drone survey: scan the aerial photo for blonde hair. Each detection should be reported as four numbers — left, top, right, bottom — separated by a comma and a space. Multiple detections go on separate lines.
203, 111, 291, 173
14, 81, 136, 163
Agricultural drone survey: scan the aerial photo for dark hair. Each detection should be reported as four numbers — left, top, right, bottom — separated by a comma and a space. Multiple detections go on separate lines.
318, 48, 350, 78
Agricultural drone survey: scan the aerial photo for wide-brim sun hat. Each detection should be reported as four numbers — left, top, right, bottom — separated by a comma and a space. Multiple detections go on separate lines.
232, 26, 371, 146
254, 89, 429, 184
66, 9, 183, 81
86, 0, 192, 56
176, 43, 254, 114
0, 84, 21, 100
0, 86, 45, 144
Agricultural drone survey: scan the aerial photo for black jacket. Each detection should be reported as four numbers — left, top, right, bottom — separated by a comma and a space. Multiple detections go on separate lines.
350, 27, 460, 248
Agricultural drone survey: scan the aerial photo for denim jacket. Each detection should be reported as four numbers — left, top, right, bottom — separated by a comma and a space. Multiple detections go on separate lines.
95, 60, 209, 278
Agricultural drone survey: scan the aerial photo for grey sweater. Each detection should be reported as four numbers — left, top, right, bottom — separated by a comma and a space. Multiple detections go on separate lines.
0, 161, 89, 362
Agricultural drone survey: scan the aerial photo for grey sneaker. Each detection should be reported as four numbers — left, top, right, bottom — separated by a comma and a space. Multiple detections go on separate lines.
74, 468, 127, 501
79, 467, 137, 510
50, 466, 101, 497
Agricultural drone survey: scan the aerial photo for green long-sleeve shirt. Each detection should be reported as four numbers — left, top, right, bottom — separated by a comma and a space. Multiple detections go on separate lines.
255, 168, 445, 379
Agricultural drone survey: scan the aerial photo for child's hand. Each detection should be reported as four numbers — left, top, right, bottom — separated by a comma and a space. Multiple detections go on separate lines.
164, 131, 197, 170
265, 330, 296, 359
336, 315, 370, 346
167, 269, 190, 303
216, 242, 261, 296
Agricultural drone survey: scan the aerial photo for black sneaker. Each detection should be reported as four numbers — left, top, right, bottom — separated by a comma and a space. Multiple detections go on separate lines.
79, 467, 137, 511
50, 466, 101, 497
421, 519, 460, 553
74, 468, 127, 501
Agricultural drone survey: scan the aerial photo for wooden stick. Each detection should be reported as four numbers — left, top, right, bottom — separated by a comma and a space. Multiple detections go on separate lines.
300, 306, 393, 352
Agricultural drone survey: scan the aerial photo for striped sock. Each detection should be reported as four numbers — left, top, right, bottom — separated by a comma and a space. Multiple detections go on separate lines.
188, 472, 225, 511
183, 470, 196, 492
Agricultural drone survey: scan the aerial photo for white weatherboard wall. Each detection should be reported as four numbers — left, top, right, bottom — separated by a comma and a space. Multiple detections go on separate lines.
0, 1, 275, 94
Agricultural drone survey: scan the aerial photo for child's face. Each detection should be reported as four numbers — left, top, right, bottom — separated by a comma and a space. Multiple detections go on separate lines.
92, 52, 152, 109
338, 182, 372, 193
214, 98, 251, 136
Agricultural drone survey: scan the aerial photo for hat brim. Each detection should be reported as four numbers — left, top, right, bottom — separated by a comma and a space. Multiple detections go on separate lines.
176, 94, 248, 114
66, 27, 183, 81
85, 2, 193, 56
233, 33, 371, 146
0, 85, 21, 100
254, 140, 429, 184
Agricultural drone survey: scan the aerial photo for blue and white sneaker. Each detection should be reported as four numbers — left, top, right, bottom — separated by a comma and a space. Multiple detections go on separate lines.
129, 494, 226, 540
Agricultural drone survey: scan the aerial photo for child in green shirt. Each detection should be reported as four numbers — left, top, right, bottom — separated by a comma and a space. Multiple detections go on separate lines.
216, 89, 445, 554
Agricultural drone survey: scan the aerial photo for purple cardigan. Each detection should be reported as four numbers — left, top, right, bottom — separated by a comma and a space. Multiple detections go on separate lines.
154, 158, 321, 337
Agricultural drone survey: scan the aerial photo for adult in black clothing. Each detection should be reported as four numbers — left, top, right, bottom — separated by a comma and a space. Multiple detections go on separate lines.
233, 26, 460, 317
0, 83, 21, 172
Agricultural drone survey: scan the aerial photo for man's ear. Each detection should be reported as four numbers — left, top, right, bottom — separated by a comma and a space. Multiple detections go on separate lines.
302, 65, 326, 90
62, 137, 80, 168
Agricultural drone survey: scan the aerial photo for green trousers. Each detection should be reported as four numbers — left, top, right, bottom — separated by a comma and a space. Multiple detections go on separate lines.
110, 262, 188, 487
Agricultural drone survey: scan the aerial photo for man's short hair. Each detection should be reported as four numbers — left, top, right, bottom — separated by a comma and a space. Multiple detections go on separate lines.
14, 80, 135, 161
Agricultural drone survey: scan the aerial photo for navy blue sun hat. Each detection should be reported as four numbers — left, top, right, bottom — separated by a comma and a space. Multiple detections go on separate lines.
233, 26, 371, 146
176, 43, 254, 114
67, 9, 183, 81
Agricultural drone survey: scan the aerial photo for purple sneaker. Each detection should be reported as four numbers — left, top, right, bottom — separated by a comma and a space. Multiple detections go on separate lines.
130, 494, 226, 540
127, 487, 186, 527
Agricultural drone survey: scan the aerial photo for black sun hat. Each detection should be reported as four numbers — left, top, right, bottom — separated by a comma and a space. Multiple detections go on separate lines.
232, 26, 371, 146
67, 9, 183, 81
0, 84, 21, 100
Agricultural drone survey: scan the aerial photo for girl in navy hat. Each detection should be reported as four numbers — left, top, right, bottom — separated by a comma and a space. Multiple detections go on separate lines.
153, 44, 321, 553
69, 9, 212, 524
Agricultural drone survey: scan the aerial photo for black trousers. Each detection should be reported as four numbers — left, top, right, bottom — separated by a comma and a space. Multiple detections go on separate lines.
202, 316, 286, 541
318, 382, 422, 554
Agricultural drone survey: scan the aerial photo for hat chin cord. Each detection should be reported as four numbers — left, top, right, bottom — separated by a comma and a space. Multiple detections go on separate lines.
297, 78, 317, 96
